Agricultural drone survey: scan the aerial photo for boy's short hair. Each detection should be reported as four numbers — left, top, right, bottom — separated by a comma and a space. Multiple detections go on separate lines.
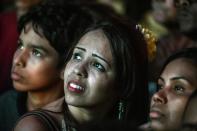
18, 2, 76, 68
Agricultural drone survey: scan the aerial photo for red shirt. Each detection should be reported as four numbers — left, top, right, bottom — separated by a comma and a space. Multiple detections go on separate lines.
0, 11, 18, 93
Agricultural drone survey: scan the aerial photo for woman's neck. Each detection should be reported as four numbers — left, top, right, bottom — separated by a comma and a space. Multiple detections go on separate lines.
67, 103, 115, 124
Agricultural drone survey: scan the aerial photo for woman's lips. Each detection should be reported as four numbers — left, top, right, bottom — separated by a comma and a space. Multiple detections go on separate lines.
66, 81, 85, 93
149, 109, 164, 119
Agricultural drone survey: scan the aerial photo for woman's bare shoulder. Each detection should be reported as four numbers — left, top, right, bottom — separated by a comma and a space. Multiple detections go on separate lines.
13, 114, 49, 131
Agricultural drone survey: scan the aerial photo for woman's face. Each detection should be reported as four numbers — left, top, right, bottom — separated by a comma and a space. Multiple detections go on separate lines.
150, 58, 197, 131
63, 29, 118, 110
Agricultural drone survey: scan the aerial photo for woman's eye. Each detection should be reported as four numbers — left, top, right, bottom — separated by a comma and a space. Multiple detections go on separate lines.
73, 53, 81, 60
92, 62, 106, 72
32, 49, 42, 57
174, 85, 185, 93
156, 83, 163, 92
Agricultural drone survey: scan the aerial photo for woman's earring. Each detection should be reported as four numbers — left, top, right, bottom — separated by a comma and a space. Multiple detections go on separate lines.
118, 100, 125, 120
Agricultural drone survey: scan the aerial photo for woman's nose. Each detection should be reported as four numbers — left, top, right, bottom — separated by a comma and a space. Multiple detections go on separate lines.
73, 62, 88, 78
152, 88, 168, 104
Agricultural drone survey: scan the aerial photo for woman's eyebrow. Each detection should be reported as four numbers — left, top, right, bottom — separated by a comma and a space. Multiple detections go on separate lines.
75, 47, 86, 52
171, 76, 192, 84
158, 77, 164, 82
75, 46, 111, 67
92, 53, 111, 67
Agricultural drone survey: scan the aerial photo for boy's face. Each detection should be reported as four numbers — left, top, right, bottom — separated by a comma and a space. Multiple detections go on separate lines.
11, 23, 62, 92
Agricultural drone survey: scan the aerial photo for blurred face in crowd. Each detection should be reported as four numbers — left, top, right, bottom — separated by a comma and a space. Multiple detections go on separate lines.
63, 29, 118, 111
176, 0, 197, 33
149, 58, 197, 131
11, 23, 62, 92
152, 0, 177, 24
181, 92, 197, 131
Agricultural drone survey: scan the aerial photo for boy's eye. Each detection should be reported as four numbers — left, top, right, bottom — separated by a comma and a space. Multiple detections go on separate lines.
73, 53, 81, 60
17, 41, 24, 50
92, 62, 106, 72
32, 49, 42, 57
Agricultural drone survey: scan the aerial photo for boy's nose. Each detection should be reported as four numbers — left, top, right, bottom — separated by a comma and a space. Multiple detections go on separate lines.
13, 49, 28, 68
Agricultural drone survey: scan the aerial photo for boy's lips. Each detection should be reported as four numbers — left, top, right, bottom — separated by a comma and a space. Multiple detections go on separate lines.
11, 71, 23, 81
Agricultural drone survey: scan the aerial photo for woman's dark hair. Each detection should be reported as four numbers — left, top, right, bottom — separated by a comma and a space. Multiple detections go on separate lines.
17, 2, 80, 68
65, 5, 149, 125
160, 47, 197, 74
181, 89, 197, 130
183, 89, 197, 118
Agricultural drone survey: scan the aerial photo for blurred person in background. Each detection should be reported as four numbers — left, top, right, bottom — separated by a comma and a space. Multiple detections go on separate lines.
176, 0, 197, 41
141, 0, 178, 39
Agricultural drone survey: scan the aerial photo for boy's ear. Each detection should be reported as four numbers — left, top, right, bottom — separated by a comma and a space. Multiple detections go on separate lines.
60, 70, 64, 80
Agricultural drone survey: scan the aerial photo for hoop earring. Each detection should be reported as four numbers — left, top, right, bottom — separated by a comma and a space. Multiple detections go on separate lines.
118, 100, 125, 120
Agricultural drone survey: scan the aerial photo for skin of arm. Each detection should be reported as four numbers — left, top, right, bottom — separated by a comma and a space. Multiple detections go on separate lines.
13, 115, 49, 131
